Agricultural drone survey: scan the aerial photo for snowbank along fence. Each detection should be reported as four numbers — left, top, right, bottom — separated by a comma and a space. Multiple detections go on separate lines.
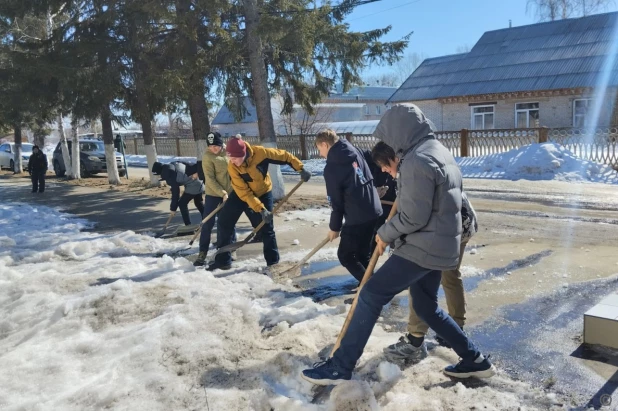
123, 127, 618, 168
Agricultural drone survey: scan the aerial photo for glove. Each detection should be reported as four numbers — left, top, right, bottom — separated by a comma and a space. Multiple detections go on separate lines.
300, 168, 311, 182
260, 208, 273, 224
377, 185, 389, 198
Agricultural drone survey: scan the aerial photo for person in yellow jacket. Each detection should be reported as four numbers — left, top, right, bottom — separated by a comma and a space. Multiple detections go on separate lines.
207, 135, 311, 271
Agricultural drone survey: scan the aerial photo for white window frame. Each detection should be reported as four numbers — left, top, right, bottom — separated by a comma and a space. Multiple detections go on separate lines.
470, 105, 495, 130
375, 105, 381, 115
515, 102, 540, 128
573, 98, 592, 127
364, 105, 369, 115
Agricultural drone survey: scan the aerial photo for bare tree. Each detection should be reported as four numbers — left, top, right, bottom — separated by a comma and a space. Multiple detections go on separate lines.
456, 44, 471, 54
277, 99, 336, 159
363, 51, 429, 88
527, 0, 614, 21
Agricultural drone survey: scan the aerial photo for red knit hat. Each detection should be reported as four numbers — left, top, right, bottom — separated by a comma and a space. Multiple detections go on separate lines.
226, 135, 247, 158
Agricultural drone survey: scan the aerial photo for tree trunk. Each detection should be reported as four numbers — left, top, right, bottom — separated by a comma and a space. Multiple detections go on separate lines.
101, 105, 121, 184
243, 0, 285, 200
58, 114, 72, 177
13, 124, 23, 173
70, 116, 81, 179
175, 0, 211, 164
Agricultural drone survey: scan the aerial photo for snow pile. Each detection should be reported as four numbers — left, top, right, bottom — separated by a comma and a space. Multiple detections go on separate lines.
0, 202, 559, 410
281, 158, 327, 176
281, 207, 330, 224
458, 143, 618, 184
283, 143, 618, 184
126, 154, 196, 167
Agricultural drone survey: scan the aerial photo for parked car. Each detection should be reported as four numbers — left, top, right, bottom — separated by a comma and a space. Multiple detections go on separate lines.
52, 139, 126, 177
0, 143, 35, 170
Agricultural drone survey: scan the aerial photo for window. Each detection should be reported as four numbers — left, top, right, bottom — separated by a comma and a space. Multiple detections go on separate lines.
515, 102, 539, 128
364, 105, 369, 115
573, 99, 592, 127
471, 105, 495, 129
0, 144, 8, 153
376, 105, 381, 115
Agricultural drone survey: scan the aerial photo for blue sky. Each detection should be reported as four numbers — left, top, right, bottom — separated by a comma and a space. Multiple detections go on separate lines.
346, 0, 618, 78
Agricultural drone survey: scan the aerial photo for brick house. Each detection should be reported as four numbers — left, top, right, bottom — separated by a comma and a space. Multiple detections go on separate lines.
212, 86, 395, 137
388, 12, 618, 131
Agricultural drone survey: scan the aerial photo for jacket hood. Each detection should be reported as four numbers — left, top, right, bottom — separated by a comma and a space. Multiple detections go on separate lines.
327, 140, 357, 165
373, 103, 434, 155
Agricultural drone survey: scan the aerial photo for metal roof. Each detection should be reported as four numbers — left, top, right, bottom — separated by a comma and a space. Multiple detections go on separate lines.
388, 12, 618, 102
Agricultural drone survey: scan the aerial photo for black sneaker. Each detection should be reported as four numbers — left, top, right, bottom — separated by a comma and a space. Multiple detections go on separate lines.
444, 354, 496, 379
206, 261, 232, 271
301, 358, 352, 386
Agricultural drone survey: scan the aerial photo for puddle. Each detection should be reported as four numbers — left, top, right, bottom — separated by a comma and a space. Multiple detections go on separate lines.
478, 209, 618, 225
300, 260, 341, 276
296, 274, 357, 302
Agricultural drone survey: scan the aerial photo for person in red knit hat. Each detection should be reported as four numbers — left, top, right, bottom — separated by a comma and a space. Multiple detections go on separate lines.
207, 134, 311, 272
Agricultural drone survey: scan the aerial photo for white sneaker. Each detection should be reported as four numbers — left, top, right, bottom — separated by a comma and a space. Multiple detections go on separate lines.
231, 251, 238, 261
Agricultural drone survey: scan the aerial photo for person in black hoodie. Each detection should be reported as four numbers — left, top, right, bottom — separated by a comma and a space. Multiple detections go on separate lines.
152, 161, 205, 225
316, 129, 382, 283
27, 145, 48, 193
362, 147, 397, 254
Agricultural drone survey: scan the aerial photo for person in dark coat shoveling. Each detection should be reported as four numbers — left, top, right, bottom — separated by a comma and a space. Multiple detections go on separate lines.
152, 161, 205, 226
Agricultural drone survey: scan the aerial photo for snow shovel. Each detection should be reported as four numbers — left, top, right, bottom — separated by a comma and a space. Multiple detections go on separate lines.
271, 236, 331, 280
213, 180, 305, 256
154, 211, 176, 238
188, 200, 227, 246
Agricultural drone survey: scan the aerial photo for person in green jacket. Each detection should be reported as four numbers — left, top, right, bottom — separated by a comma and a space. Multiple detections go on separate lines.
194, 132, 233, 266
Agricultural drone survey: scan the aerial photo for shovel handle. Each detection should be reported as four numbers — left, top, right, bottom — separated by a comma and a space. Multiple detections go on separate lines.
297, 236, 330, 267
215, 180, 305, 254
188, 200, 226, 246
162, 211, 176, 231
330, 199, 398, 357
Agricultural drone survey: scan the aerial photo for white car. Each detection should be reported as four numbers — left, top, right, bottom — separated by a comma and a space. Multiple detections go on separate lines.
0, 143, 34, 170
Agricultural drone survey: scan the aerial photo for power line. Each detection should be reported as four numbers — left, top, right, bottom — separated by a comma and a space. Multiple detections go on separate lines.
258, 0, 385, 15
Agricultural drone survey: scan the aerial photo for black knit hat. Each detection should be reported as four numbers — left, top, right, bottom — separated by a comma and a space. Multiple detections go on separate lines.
151, 161, 163, 175
207, 132, 223, 147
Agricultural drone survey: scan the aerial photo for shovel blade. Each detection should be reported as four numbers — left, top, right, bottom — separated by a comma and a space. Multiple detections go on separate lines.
213, 240, 247, 255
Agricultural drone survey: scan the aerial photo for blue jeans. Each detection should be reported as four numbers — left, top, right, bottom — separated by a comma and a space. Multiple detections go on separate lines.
198, 195, 225, 253
214, 191, 279, 266
333, 254, 480, 372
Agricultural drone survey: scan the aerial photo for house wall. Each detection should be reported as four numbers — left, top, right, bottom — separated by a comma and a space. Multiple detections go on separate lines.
408, 92, 614, 131
212, 123, 259, 138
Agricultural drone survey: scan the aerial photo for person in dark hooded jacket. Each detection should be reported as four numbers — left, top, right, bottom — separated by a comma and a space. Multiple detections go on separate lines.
316, 129, 382, 283
28, 145, 48, 193
302, 104, 495, 386
362, 149, 397, 254
152, 161, 205, 225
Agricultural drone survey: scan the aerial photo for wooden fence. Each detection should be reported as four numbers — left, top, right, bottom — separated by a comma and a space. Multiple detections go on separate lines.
124, 127, 618, 168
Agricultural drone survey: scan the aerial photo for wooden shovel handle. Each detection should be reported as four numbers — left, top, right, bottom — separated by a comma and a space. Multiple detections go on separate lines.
330, 199, 398, 357
214, 180, 305, 255
163, 211, 176, 231
188, 199, 227, 245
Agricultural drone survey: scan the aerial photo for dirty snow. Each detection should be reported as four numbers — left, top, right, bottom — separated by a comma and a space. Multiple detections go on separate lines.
125, 154, 196, 168
0, 202, 561, 410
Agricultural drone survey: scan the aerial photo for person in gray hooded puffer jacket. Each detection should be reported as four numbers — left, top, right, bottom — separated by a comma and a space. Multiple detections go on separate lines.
301, 103, 495, 386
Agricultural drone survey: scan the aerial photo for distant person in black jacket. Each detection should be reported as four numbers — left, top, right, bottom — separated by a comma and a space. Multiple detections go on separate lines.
363, 143, 397, 253
28, 145, 48, 193
152, 161, 205, 225
316, 129, 382, 283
